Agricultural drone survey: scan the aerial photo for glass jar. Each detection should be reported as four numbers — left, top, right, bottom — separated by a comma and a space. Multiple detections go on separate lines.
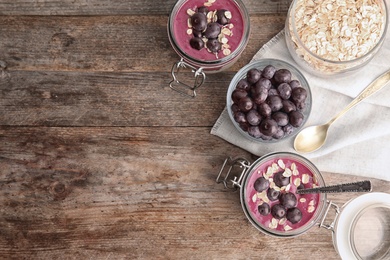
217, 152, 327, 237
216, 152, 390, 259
285, 0, 388, 76
167, 0, 250, 97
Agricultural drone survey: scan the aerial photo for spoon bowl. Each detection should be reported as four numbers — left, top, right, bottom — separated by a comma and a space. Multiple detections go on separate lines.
294, 69, 390, 153
294, 123, 330, 153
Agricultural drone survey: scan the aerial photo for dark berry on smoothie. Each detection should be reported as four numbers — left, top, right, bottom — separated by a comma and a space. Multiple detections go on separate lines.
286, 207, 302, 224
254, 177, 270, 192
280, 193, 297, 209
258, 203, 271, 216
271, 204, 287, 219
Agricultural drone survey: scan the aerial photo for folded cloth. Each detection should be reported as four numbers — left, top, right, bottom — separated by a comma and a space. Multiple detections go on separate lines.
211, 28, 390, 181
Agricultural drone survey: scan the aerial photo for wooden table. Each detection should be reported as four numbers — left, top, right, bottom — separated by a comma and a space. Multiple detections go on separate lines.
1, 0, 389, 259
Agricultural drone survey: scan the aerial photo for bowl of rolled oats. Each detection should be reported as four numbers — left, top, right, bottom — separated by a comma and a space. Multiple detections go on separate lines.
285, 0, 388, 75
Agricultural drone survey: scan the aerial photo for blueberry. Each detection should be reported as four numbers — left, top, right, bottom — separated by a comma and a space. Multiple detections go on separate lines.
271, 204, 286, 219
191, 12, 207, 32
280, 193, 297, 209
283, 124, 294, 135
233, 111, 247, 124
239, 122, 250, 131
286, 207, 302, 224
190, 37, 204, 50
289, 111, 304, 127
254, 177, 270, 192
193, 29, 203, 38
273, 127, 285, 139
248, 126, 262, 138
282, 100, 296, 113
204, 22, 221, 39
258, 203, 271, 216
289, 79, 301, 89
268, 88, 279, 96
274, 69, 292, 84
291, 87, 307, 104
246, 109, 262, 126
260, 134, 273, 141
277, 83, 292, 100
266, 95, 283, 112
206, 38, 221, 53
273, 171, 290, 187
197, 6, 209, 15
231, 88, 247, 103
272, 112, 289, 126
295, 101, 306, 111
267, 188, 280, 201
257, 103, 272, 118
216, 9, 230, 25
262, 65, 276, 79
246, 68, 261, 84
238, 96, 254, 112
231, 103, 239, 114
259, 119, 278, 136
253, 91, 268, 105
255, 78, 272, 91
236, 79, 250, 91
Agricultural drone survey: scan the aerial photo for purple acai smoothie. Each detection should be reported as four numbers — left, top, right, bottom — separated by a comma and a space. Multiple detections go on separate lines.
172, 0, 246, 62
245, 156, 321, 232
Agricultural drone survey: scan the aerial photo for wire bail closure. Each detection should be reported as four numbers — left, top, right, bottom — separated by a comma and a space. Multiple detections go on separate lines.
169, 59, 206, 98
320, 201, 340, 231
216, 157, 250, 190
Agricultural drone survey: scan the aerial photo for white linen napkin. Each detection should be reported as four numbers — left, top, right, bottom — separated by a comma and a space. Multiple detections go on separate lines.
211, 26, 390, 181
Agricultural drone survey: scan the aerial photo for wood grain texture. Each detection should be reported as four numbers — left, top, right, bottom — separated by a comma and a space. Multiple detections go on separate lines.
1, 126, 388, 259
0, 15, 285, 73
0, 70, 231, 126
1, 0, 389, 259
0, 0, 292, 16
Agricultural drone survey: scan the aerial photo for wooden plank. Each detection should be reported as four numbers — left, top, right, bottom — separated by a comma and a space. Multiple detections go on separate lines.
0, 70, 234, 126
1, 126, 388, 259
0, 15, 286, 73
0, 15, 285, 127
0, 0, 292, 16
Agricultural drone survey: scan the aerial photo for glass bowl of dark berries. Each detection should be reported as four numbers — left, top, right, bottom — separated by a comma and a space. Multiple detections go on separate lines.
227, 58, 312, 142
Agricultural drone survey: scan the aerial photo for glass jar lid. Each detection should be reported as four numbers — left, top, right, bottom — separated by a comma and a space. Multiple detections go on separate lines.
333, 192, 390, 260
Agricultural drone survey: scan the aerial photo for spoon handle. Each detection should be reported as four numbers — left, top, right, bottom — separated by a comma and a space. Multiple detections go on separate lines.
328, 70, 390, 125
296, 180, 372, 194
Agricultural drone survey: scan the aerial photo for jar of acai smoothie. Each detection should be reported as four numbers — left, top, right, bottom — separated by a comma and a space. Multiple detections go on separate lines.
167, 0, 250, 97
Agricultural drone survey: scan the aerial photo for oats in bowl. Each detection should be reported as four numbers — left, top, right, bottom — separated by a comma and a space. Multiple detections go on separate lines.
286, 0, 388, 75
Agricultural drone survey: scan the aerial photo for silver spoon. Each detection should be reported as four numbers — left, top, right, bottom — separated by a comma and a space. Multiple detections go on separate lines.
294, 69, 390, 153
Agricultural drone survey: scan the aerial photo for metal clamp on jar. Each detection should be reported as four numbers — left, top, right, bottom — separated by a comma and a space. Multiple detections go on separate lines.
167, 0, 250, 97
